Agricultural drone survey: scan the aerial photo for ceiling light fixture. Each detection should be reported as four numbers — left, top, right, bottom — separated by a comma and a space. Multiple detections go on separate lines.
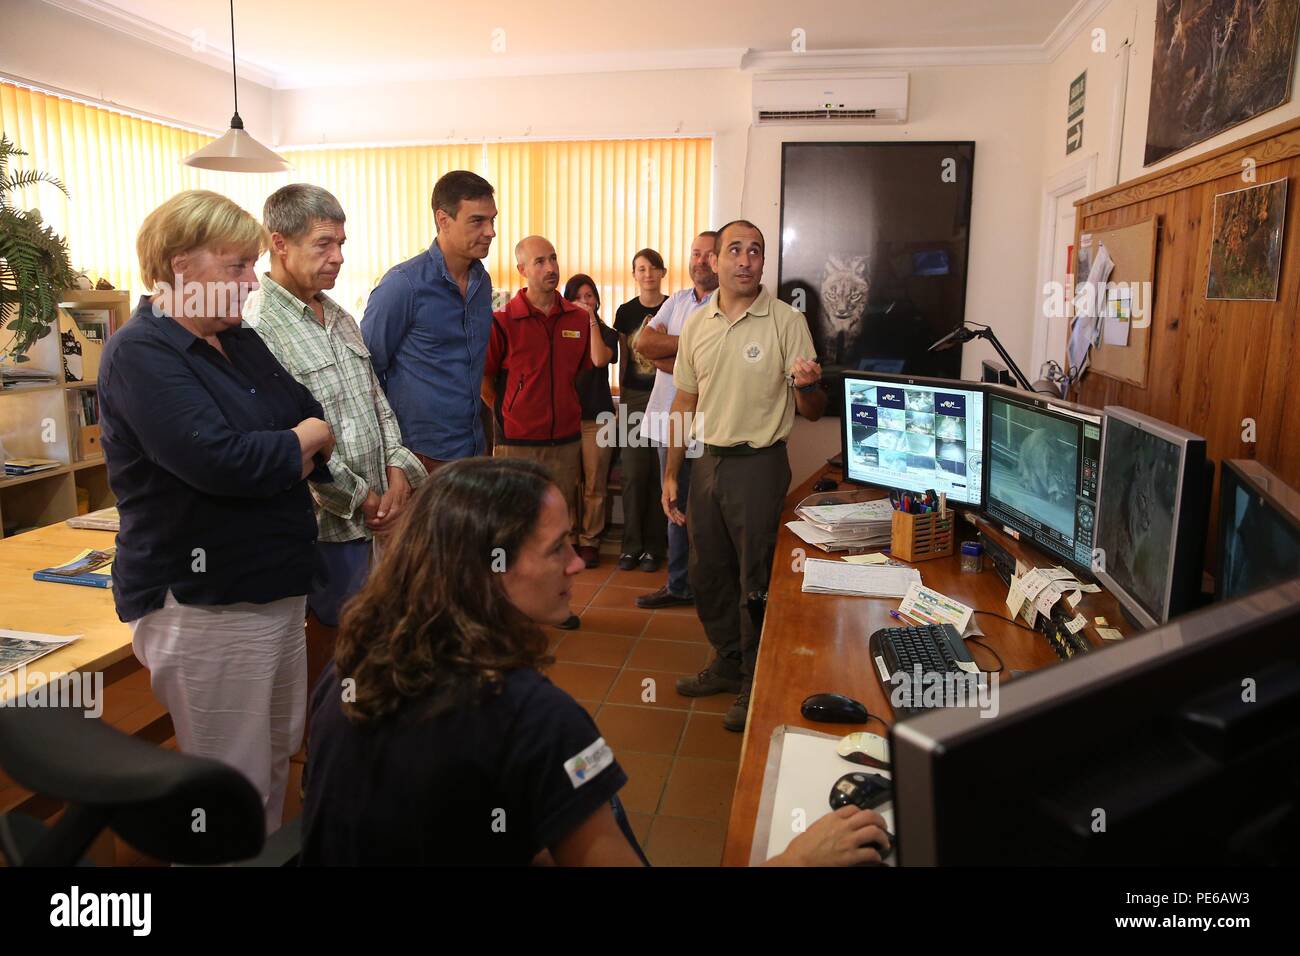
183, 0, 289, 173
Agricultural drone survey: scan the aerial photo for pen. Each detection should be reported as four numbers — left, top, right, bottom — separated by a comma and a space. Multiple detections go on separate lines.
892, 609, 925, 627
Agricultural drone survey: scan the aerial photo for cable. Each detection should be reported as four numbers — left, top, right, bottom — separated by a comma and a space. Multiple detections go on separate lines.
974, 608, 1038, 633
964, 635, 1005, 674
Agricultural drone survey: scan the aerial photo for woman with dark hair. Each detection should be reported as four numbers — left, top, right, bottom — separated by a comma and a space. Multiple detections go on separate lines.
565, 274, 620, 568
301, 458, 889, 865
614, 248, 670, 572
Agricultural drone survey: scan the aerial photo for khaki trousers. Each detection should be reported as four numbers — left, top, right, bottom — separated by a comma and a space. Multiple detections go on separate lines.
579, 420, 614, 548
493, 440, 583, 537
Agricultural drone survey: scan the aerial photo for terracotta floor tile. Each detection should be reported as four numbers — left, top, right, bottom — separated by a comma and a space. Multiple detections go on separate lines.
594, 704, 687, 756
568, 582, 600, 607
644, 815, 726, 867
577, 607, 651, 638
608, 568, 669, 589
575, 566, 615, 587
678, 712, 744, 761
543, 662, 619, 701
654, 603, 700, 616
691, 691, 737, 714
625, 810, 654, 846
643, 612, 710, 642
628, 639, 710, 674
660, 757, 739, 822
552, 632, 635, 668
587, 585, 652, 611
606, 668, 692, 710
615, 752, 673, 814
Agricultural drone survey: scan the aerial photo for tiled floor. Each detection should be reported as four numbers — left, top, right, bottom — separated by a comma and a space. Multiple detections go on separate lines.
542, 557, 740, 867
6, 549, 738, 868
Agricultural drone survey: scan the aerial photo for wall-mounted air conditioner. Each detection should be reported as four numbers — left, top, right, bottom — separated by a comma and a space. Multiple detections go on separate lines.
752, 72, 909, 125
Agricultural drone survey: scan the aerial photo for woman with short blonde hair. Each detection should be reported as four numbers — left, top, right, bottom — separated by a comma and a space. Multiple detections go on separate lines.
99, 189, 336, 833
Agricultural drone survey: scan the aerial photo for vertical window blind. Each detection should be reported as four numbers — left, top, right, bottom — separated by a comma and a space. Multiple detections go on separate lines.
1, 81, 712, 324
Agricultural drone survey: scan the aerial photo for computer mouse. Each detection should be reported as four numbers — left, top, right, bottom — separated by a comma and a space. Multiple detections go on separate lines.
812, 477, 839, 492
801, 692, 870, 724
860, 829, 896, 862
829, 771, 891, 811
837, 731, 891, 769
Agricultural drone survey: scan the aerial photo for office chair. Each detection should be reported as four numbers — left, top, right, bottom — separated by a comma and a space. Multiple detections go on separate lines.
0, 700, 271, 866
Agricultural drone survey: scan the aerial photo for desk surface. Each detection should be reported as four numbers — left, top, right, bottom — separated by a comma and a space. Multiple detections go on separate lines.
0, 524, 127, 703
721, 465, 1132, 865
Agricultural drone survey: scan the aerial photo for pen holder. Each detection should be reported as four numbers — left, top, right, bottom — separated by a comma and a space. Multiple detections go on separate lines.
890, 510, 955, 563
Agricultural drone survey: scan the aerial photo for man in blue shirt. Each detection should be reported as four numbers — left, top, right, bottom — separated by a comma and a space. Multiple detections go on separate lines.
363, 171, 497, 471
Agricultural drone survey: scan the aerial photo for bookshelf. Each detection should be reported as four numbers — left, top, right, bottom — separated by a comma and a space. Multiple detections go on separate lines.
0, 290, 130, 538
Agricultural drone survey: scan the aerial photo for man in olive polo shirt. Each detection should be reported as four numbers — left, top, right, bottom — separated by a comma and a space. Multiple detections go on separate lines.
661, 220, 825, 732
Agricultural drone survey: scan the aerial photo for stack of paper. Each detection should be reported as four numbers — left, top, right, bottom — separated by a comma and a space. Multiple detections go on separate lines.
1005, 565, 1101, 628
789, 495, 895, 552
802, 558, 920, 598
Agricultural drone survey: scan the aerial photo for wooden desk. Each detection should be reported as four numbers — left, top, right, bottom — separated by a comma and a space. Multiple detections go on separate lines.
0, 523, 132, 704
722, 465, 1132, 865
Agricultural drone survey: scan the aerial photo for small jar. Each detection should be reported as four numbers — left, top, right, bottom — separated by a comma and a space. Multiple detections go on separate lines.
960, 541, 983, 573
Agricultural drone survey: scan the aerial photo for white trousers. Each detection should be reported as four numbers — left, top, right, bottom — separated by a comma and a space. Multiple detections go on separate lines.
131, 591, 307, 834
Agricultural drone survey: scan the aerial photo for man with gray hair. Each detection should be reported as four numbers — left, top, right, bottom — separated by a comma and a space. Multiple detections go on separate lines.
244, 183, 426, 666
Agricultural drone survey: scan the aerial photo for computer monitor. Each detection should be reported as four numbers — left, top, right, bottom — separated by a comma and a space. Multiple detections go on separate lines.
840, 372, 985, 507
1216, 459, 1300, 601
1093, 406, 1210, 629
891, 575, 1300, 864
982, 385, 1101, 573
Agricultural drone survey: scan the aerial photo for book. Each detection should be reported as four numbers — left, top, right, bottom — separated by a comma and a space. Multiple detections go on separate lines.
33, 548, 114, 588
65, 507, 119, 531
5, 457, 61, 475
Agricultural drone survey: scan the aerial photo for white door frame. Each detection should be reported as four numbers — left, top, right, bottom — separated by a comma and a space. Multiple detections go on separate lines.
1030, 152, 1098, 378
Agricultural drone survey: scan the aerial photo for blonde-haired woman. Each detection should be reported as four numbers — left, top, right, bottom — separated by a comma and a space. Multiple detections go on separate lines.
99, 189, 335, 833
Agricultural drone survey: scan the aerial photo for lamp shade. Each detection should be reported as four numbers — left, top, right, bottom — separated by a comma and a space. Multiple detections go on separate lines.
184, 124, 290, 173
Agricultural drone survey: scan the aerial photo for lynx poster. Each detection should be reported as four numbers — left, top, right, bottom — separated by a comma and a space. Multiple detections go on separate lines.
777, 142, 975, 414
1145, 0, 1300, 166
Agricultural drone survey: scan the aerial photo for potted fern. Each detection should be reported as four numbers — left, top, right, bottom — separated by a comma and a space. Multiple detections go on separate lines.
0, 134, 76, 364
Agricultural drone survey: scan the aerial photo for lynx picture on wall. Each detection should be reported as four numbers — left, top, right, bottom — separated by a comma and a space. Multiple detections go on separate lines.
1145, 0, 1300, 166
1206, 176, 1287, 300
778, 142, 975, 414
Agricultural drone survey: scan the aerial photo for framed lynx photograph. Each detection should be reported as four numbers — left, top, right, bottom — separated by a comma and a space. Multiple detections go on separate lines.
777, 142, 975, 415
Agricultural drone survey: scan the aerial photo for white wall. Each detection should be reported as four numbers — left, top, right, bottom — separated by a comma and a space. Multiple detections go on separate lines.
1042, 0, 1300, 189
1, 0, 274, 136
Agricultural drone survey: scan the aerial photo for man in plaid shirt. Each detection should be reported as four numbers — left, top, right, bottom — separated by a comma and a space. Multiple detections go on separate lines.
244, 184, 426, 661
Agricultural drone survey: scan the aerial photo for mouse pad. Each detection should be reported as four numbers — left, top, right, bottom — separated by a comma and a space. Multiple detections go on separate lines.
754, 725, 895, 866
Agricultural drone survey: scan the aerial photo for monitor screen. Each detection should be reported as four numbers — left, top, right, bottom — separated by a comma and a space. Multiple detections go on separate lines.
1217, 460, 1300, 601
984, 388, 1100, 571
1094, 408, 1205, 627
841, 373, 985, 506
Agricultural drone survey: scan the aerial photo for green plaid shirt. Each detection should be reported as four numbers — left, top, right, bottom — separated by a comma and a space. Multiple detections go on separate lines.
244, 274, 426, 542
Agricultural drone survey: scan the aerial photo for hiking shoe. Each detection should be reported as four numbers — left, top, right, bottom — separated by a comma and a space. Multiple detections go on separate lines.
676, 665, 742, 698
617, 553, 638, 571
638, 553, 660, 572
723, 690, 752, 733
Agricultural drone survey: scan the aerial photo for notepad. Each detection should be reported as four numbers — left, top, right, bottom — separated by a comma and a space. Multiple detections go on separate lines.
801, 558, 920, 598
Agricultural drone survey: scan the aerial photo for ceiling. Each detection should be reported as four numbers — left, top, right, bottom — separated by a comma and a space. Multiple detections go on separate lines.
45, 0, 1091, 88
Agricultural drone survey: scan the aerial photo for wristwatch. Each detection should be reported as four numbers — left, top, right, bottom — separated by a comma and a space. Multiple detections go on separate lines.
797, 381, 820, 393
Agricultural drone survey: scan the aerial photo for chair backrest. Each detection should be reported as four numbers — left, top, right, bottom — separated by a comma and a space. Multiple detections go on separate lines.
0, 699, 264, 865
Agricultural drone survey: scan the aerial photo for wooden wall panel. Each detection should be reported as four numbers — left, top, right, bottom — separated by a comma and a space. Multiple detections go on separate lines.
1069, 115, 1300, 574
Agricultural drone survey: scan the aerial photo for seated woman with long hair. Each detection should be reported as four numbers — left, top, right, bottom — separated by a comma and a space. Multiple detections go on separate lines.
302, 458, 889, 865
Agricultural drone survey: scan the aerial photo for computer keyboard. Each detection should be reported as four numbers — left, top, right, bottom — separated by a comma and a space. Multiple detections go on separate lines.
869, 623, 980, 717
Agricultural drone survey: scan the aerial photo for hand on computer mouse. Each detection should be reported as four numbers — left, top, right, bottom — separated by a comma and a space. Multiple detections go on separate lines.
770, 805, 891, 867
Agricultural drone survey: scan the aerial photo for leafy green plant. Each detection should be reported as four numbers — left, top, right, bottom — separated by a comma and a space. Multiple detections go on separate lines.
0, 134, 76, 363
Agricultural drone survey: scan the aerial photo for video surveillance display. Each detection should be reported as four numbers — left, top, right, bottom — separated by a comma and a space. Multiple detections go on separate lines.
1095, 418, 1181, 622
843, 374, 984, 505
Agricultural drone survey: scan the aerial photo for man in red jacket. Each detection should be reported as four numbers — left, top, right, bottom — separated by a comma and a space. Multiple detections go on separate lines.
483, 236, 611, 628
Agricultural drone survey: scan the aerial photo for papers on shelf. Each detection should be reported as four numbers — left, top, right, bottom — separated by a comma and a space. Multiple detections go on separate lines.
786, 521, 890, 553
1064, 612, 1089, 635
796, 499, 896, 527
801, 558, 920, 598
1006, 564, 1101, 629
1096, 627, 1124, 641
898, 583, 974, 634
790, 493, 894, 553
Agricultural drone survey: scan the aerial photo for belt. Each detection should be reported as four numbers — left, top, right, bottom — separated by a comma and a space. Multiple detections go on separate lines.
705, 440, 786, 458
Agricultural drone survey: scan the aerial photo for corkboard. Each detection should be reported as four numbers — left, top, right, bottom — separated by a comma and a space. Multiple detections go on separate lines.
1074, 216, 1158, 388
